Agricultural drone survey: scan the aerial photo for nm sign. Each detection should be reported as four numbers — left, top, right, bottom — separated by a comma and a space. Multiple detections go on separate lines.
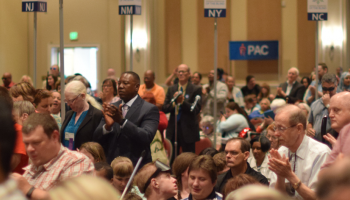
229, 41, 279, 60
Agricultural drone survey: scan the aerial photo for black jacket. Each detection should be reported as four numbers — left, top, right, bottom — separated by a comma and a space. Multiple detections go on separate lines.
95, 95, 159, 167
276, 81, 306, 103
60, 104, 103, 149
162, 82, 202, 143
215, 162, 269, 193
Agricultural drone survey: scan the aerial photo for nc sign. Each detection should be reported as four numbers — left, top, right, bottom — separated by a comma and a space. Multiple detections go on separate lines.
204, 0, 226, 18
22, 0, 47, 12
307, 0, 327, 21
229, 41, 279, 60
119, 0, 141, 15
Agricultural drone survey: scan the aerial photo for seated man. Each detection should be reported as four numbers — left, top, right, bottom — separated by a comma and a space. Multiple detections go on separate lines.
134, 161, 177, 200
307, 73, 338, 143
321, 92, 350, 168
276, 67, 305, 104
269, 104, 331, 200
12, 113, 94, 199
184, 155, 223, 200
215, 138, 268, 193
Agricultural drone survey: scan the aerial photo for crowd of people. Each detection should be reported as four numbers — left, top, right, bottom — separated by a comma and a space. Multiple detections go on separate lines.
0, 63, 350, 200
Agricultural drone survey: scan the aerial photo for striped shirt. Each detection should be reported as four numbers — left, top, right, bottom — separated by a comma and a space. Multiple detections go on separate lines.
23, 145, 94, 190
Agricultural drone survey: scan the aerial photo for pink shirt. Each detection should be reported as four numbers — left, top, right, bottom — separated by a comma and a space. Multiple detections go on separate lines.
23, 145, 94, 190
322, 123, 350, 168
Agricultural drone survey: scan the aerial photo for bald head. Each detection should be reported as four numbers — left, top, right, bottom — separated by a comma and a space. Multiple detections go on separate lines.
50, 65, 59, 77
2, 73, 12, 87
177, 64, 190, 84
329, 92, 350, 132
107, 68, 115, 77
276, 104, 306, 130
144, 70, 155, 88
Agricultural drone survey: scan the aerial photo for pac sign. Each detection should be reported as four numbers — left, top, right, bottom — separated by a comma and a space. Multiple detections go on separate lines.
119, 0, 141, 15
204, 0, 226, 18
229, 41, 279, 60
22, 0, 47, 12
307, 0, 327, 21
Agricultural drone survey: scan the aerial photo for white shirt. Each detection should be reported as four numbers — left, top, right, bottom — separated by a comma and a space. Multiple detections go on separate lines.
248, 153, 272, 182
286, 81, 296, 96
269, 135, 331, 200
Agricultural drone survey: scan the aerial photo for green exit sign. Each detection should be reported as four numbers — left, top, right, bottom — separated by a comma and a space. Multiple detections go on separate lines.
70, 32, 78, 41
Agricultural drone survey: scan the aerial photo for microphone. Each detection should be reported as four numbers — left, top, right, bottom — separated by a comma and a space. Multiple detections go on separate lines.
120, 150, 146, 200
191, 95, 201, 112
170, 91, 183, 103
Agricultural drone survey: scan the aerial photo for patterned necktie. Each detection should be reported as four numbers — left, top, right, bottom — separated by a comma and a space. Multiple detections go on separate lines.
177, 87, 184, 121
122, 104, 129, 118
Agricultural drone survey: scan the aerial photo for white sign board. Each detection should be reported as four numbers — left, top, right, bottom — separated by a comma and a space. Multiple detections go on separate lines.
307, 0, 328, 21
119, 0, 141, 15
204, 0, 226, 18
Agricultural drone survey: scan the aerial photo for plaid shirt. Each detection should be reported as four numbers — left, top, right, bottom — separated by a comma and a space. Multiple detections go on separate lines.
23, 145, 94, 190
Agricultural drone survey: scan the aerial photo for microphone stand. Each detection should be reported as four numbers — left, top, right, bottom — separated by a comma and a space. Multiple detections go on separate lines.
120, 150, 146, 200
174, 103, 178, 159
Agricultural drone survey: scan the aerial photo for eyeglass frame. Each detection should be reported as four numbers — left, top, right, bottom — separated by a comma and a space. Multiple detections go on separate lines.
143, 160, 171, 193
65, 94, 81, 104
274, 124, 297, 133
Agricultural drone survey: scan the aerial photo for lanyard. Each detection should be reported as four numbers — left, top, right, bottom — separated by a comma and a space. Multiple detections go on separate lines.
288, 150, 297, 173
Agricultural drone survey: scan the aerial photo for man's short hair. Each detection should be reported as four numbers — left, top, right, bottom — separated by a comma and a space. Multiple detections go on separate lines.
213, 152, 226, 173
319, 63, 328, 71
94, 162, 113, 181
223, 174, 258, 199
275, 104, 307, 130
199, 147, 218, 157
13, 101, 35, 117
0, 97, 16, 176
321, 73, 337, 85
22, 113, 59, 138
193, 72, 202, 80
134, 163, 158, 196
188, 155, 217, 183
246, 75, 254, 84
226, 138, 251, 153
33, 89, 52, 106
122, 71, 140, 85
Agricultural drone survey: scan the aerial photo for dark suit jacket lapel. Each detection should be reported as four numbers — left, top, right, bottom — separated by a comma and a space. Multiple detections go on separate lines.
282, 82, 287, 92
125, 95, 142, 120
185, 83, 193, 102
77, 105, 93, 134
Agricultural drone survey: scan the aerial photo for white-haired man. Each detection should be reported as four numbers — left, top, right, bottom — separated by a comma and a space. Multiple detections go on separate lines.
276, 67, 305, 104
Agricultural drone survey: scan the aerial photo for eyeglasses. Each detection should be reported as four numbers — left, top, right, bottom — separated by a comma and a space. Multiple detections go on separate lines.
65, 94, 81, 104
102, 84, 112, 88
143, 161, 171, 193
2, 77, 7, 80
50, 67, 57, 70
178, 70, 188, 74
322, 87, 335, 92
274, 124, 297, 133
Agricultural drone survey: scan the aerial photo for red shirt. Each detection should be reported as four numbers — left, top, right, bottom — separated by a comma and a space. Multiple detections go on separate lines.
2, 81, 15, 89
13, 124, 28, 174
158, 111, 168, 134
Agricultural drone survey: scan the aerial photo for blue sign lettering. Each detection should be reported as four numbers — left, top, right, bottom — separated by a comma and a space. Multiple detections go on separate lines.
229, 41, 279, 60
308, 13, 328, 21
22, 1, 47, 12
119, 5, 141, 15
204, 9, 226, 18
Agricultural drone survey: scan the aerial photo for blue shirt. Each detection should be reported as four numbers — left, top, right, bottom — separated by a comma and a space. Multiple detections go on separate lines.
63, 110, 88, 150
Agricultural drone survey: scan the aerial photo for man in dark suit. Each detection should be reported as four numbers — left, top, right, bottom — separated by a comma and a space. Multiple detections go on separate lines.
95, 72, 159, 167
276, 67, 306, 104
163, 64, 202, 159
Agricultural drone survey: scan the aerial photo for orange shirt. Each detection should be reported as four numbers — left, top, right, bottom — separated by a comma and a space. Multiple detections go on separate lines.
138, 83, 165, 105
13, 124, 28, 174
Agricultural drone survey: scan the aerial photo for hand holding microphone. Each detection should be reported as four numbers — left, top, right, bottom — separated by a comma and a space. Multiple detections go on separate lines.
171, 91, 183, 104
191, 95, 201, 112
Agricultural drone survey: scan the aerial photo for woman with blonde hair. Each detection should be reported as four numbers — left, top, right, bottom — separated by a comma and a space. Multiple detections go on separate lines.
49, 175, 121, 200
60, 80, 103, 150
9, 82, 36, 102
79, 142, 106, 163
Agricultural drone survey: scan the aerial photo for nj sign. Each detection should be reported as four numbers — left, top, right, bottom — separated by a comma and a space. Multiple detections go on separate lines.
204, 0, 226, 18
307, 0, 327, 21
229, 41, 279, 60
119, 0, 141, 15
22, 0, 47, 12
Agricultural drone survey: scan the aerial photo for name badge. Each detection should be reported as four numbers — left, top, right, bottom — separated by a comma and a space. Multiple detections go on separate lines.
185, 94, 189, 99
65, 132, 75, 141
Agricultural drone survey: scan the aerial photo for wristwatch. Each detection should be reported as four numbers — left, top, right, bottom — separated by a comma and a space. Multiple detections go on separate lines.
26, 186, 35, 198
292, 180, 301, 190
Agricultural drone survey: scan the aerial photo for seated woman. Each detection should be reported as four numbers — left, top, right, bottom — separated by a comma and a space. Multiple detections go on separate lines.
10, 82, 36, 103
218, 102, 249, 148
243, 95, 259, 115
247, 136, 272, 182
61, 81, 103, 150
97, 78, 120, 105
79, 142, 106, 163
249, 98, 272, 128
337, 72, 350, 92
199, 115, 221, 150
172, 152, 198, 199
257, 83, 270, 102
